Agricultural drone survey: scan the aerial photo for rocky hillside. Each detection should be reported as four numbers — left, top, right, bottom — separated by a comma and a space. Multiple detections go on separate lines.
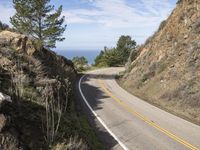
0, 30, 77, 149
0, 31, 104, 150
120, 0, 200, 124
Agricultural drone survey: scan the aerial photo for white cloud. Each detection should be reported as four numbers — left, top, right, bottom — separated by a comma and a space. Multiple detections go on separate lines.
64, 0, 175, 28
63, 9, 102, 24
0, 0, 176, 50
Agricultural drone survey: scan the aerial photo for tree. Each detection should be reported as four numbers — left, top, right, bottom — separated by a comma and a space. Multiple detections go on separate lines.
94, 50, 105, 66
0, 21, 9, 31
116, 35, 136, 65
103, 48, 121, 67
10, 0, 66, 48
72, 56, 88, 72
72, 56, 88, 65
94, 35, 137, 67
94, 48, 121, 67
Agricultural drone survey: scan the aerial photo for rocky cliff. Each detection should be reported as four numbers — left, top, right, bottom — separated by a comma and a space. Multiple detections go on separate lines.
0, 31, 77, 149
120, 0, 200, 124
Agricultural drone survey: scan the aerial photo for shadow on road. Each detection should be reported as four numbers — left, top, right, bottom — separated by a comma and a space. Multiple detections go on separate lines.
86, 73, 116, 80
81, 75, 110, 110
76, 74, 120, 149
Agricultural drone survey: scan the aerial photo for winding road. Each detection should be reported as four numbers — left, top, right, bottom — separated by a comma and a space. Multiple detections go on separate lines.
78, 68, 200, 150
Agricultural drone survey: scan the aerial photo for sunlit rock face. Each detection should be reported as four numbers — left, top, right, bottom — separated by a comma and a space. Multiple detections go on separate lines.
0, 30, 76, 149
0, 31, 36, 55
122, 0, 200, 124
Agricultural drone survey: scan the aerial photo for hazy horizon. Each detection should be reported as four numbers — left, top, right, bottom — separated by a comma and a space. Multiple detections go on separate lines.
56, 49, 101, 64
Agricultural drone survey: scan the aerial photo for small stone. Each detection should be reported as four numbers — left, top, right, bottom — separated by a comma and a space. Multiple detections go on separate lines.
184, 34, 188, 39
0, 92, 12, 105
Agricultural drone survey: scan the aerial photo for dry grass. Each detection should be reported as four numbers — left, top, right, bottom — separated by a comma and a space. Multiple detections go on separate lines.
118, 0, 200, 126
117, 76, 200, 126
52, 135, 87, 150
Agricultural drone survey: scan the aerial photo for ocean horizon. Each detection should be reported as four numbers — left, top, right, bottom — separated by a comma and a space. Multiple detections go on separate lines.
55, 50, 100, 65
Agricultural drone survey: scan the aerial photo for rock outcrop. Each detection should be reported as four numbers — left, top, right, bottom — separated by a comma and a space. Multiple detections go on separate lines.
0, 31, 36, 55
121, 0, 200, 124
0, 31, 76, 149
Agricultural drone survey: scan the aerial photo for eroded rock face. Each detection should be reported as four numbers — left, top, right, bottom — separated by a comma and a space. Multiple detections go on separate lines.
0, 30, 76, 149
122, 0, 200, 123
0, 31, 36, 55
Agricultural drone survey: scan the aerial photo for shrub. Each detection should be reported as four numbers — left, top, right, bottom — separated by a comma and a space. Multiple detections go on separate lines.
52, 135, 87, 150
194, 19, 200, 33
176, 0, 182, 4
158, 20, 166, 31
0, 21, 9, 31
94, 35, 137, 67
141, 70, 155, 83
72, 56, 89, 72
158, 64, 167, 73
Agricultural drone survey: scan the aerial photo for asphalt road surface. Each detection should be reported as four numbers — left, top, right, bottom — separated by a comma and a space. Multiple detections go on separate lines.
78, 67, 200, 150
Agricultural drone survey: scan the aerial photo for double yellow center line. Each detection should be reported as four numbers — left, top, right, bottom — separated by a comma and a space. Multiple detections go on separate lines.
98, 80, 199, 150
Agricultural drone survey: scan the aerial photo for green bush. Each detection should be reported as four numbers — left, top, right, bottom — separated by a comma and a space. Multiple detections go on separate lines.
158, 20, 166, 31
94, 35, 136, 67
72, 56, 89, 72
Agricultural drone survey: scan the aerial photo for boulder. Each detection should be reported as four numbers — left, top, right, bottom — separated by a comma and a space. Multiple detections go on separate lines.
0, 93, 12, 106
0, 31, 36, 55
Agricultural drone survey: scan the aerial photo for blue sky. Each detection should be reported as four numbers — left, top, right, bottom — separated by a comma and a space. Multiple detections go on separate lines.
0, 0, 177, 51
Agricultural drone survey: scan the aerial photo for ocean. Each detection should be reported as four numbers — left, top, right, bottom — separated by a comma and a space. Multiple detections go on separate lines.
55, 50, 100, 65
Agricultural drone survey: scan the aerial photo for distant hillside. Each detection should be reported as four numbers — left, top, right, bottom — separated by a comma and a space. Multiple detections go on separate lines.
120, 0, 200, 124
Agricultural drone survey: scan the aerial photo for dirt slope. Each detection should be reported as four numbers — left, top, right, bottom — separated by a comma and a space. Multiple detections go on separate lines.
120, 0, 200, 124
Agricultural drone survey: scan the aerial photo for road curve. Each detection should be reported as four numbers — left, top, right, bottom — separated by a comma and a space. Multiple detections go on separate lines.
78, 67, 200, 150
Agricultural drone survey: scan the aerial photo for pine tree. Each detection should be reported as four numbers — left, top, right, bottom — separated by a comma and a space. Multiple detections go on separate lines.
10, 0, 66, 48
116, 35, 136, 65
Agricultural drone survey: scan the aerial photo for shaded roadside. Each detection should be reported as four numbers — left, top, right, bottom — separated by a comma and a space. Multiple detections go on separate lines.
75, 73, 120, 149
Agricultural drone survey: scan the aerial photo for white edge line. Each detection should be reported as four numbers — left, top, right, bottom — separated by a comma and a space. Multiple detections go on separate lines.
79, 74, 129, 150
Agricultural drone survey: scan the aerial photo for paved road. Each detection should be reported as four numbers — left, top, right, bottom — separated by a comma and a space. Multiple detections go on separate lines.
78, 68, 200, 150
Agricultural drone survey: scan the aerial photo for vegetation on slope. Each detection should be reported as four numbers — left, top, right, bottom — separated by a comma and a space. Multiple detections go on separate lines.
95, 35, 136, 67
72, 56, 89, 72
0, 30, 104, 149
119, 0, 200, 125
0, 31, 104, 150
0, 0, 104, 149
0, 21, 9, 31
